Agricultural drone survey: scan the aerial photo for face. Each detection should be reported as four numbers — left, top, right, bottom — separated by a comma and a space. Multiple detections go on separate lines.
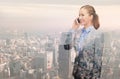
79, 8, 93, 27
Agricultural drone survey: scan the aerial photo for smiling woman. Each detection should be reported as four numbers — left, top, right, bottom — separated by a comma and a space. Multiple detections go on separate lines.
69, 5, 103, 79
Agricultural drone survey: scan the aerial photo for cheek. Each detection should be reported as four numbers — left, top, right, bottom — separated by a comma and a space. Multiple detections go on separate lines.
81, 18, 88, 24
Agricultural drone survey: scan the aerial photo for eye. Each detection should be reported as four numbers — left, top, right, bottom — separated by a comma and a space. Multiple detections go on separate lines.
79, 14, 84, 17
81, 14, 84, 16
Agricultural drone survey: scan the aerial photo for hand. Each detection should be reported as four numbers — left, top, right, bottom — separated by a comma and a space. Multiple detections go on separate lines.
72, 18, 81, 30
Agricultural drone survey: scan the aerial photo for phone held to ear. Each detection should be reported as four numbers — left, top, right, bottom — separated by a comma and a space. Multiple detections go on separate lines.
77, 18, 80, 23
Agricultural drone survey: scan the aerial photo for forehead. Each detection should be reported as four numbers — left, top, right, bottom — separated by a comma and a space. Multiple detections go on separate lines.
79, 8, 88, 14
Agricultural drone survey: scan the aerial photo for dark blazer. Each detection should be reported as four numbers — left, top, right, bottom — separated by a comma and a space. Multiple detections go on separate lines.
72, 28, 104, 79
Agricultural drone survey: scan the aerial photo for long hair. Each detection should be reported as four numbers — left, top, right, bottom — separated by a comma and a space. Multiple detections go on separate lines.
81, 5, 100, 30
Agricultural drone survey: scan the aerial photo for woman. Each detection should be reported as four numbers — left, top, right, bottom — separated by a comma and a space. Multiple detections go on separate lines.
70, 5, 103, 79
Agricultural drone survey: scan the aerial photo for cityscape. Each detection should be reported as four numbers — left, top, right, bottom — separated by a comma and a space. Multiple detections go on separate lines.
0, 30, 61, 79
0, 0, 120, 79
0, 30, 120, 79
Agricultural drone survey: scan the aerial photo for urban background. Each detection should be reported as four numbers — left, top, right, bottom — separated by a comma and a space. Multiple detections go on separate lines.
0, 30, 120, 79
0, 0, 120, 79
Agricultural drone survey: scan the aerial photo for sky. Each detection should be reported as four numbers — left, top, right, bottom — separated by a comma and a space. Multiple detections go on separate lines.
0, 1, 120, 34
0, 0, 120, 5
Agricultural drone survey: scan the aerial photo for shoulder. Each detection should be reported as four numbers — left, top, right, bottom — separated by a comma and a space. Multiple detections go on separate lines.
89, 28, 103, 38
93, 29, 104, 47
86, 28, 104, 45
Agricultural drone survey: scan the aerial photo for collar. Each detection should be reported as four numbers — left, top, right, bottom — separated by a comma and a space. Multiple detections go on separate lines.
82, 26, 94, 33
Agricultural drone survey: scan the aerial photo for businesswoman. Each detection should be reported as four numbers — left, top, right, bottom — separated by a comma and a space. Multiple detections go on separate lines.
70, 5, 103, 79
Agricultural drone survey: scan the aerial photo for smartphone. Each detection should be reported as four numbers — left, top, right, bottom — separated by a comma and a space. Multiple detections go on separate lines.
77, 18, 80, 23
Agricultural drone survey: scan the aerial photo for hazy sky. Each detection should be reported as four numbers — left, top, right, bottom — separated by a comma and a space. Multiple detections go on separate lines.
0, 0, 120, 5
0, 1, 120, 34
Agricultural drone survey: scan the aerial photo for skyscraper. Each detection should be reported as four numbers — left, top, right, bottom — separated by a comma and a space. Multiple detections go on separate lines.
58, 32, 73, 79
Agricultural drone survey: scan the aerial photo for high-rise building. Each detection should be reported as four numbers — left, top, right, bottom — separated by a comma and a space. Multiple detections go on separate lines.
58, 32, 73, 79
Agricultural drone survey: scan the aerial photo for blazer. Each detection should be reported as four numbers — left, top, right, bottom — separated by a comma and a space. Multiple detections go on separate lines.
71, 27, 104, 78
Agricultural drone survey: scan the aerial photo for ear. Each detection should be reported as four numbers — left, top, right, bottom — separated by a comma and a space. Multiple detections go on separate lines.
90, 14, 93, 20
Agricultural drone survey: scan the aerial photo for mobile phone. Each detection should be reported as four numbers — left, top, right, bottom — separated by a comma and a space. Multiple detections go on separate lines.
77, 18, 80, 23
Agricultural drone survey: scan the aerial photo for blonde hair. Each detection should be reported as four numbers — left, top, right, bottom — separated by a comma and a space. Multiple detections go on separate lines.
81, 5, 100, 30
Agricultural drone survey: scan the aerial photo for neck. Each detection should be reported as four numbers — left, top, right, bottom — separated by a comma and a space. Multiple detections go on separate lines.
84, 22, 93, 29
